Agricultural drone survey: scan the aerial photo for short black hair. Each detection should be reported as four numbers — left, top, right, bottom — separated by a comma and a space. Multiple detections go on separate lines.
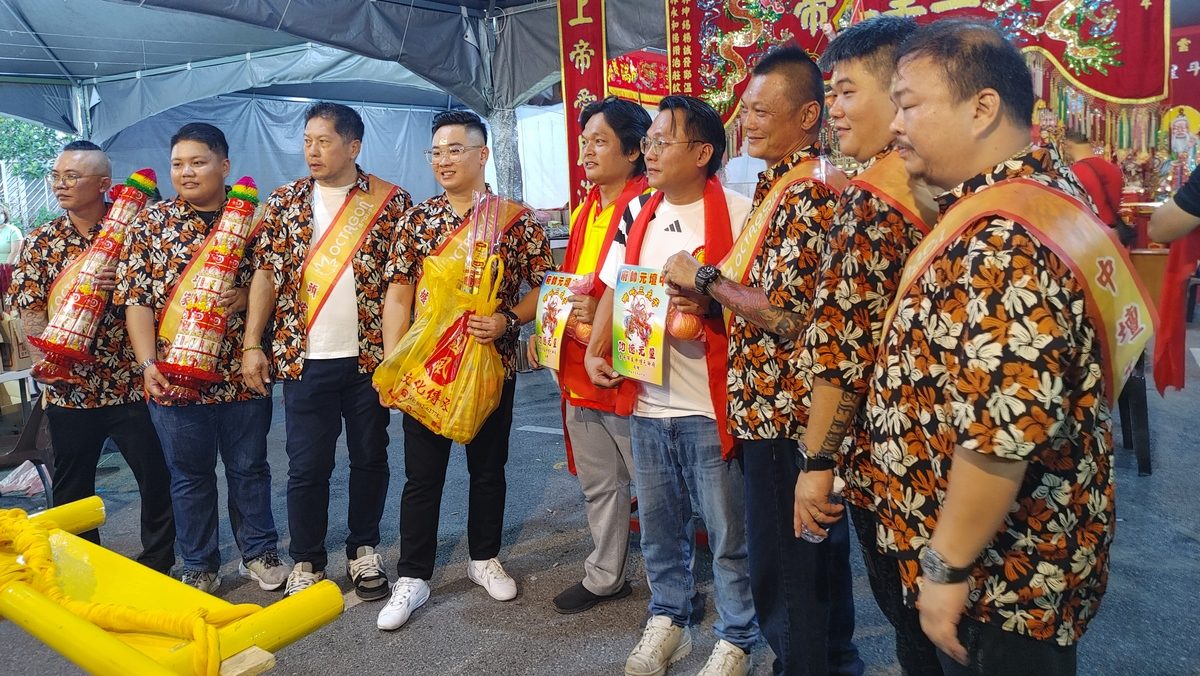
752, 45, 825, 119
432, 109, 488, 145
579, 96, 653, 176
63, 140, 103, 153
658, 95, 726, 177
305, 102, 364, 142
1064, 130, 1090, 145
896, 20, 1034, 128
170, 122, 229, 158
819, 16, 918, 82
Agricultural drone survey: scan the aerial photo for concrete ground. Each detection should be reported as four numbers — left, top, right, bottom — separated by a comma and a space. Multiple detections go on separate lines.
3, 329, 1200, 675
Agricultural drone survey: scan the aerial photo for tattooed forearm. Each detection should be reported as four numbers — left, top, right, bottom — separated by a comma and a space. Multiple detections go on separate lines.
20, 310, 48, 361
708, 276, 807, 340
820, 389, 864, 456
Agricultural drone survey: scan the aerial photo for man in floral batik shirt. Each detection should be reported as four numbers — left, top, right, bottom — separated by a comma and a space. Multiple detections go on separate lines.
10, 141, 174, 574
243, 103, 412, 601
864, 21, 1138, 674
376, 110, 553, 632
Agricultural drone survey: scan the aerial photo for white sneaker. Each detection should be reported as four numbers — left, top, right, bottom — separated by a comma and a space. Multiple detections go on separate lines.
376, 577, 431, 631
283, 562, 326, 597
696, 639, 751, 676
466, 558, 517, 601
625, 615, 692, 676
239, 549, 289, 591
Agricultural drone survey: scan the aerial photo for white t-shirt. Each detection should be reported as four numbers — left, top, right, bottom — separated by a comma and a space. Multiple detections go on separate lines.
600, 186, 751, 419
306, 183, 360, 360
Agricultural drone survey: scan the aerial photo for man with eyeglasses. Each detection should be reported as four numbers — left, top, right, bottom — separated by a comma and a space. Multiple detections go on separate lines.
242, 102, 412, 600
8, 140, 176, 574
661, 47, 864, 676
376, 109, 553, 631
585, 95, 757, 676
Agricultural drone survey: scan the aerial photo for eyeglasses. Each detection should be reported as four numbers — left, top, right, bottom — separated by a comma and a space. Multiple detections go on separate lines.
639, 137, 703, 155
423, 145, 484, 164
46, 172, 104, 188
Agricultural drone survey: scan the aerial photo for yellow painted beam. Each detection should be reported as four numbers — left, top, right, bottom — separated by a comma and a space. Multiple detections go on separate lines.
28, 495, 105, 534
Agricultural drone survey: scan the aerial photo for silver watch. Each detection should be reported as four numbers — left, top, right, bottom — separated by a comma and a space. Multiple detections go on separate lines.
919, 545, 972, 584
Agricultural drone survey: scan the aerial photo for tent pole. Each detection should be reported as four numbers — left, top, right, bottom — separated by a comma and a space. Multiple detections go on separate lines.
488, 107, 524, 203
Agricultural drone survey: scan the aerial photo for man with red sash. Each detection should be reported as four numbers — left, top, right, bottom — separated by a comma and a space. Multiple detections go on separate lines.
376, 110, 553, 631
9, 140, 174, 574
116, 123, 288, 594
1149, 164, 1200, 392
241, 103, 412, 600
530, 97, 650, 615
792, 18, 945, 676
860, 22, 1153, 673
585, 95, 757, 676
663, 48, 862, 676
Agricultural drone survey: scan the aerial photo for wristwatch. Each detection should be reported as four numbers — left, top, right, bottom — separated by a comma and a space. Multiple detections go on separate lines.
498, 308, 519, 333
793, 439, 838, 472
694, 264, 721, 296
919, 545, 973, 584
138, 357, 157, 373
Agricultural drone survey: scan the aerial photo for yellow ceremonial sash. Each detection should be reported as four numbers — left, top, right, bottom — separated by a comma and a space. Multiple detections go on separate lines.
47, 252, 88, 316
414, 197, 529, 311
717, 157, 846, 285
847, 150, 937, 237
879, 178, 1155, 404
300, 176, 399, 330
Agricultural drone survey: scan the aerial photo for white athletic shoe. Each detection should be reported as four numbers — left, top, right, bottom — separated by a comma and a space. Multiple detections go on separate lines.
466, 558, 517, 601
376, 577, 431, 631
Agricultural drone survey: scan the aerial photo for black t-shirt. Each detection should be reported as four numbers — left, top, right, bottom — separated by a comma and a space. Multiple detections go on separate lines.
1175, 165, 1200, 217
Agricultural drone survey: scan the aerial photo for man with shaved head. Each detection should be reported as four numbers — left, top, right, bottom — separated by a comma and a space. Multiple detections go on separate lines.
8, 140, 175, 574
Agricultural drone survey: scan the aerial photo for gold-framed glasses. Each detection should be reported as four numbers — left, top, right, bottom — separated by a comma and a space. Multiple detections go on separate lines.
46, 172, 103, 188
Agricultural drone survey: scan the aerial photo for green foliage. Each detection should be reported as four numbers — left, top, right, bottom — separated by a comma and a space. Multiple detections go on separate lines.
23, 205, 62, 232
0, 116, 72, 181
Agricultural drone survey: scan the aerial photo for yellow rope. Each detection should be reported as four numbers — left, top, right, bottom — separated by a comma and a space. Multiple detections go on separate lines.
0, 508, 261, 676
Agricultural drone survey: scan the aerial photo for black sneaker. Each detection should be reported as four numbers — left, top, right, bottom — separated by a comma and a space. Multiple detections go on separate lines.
552, 580, 632, 614
347, 546, 389, 601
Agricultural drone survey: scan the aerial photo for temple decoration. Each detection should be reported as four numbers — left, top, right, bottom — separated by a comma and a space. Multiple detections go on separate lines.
29, 169, 157, 385
607, 49, 669, 106
558, 0, 608, 209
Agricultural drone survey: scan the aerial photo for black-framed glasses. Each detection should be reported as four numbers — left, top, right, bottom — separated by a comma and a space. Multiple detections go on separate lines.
639, 137, 703, 155
46, 172, 104, 188
423, 145, 484, 164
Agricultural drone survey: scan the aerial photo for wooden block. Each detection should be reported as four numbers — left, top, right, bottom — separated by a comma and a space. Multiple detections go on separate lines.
219, 646, 276, 676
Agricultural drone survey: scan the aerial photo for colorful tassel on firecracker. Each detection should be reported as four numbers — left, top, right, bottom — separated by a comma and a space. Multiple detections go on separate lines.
228, 176, 259, 205
125, 168, 157, 197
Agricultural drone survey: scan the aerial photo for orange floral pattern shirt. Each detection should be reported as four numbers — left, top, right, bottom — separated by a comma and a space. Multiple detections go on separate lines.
253, 168, 412, 380
386, 190, 554, 378
864, 148, 1110, 646
802, 150, 926, 508
727, 146, 836, 441
113, 197, 262, 406
9, 215, 142, 409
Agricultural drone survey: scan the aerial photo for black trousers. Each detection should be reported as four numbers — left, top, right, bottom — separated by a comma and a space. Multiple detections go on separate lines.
283, 357, 391, 571
396, 378, 516, 580
939, 616, 1078, 676
45, 401, 175, 573
848, 503, 944, 676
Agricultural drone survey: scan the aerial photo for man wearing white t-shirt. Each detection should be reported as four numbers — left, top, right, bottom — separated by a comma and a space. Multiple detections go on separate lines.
243, 102, 412, 600
586, 96, 759, 676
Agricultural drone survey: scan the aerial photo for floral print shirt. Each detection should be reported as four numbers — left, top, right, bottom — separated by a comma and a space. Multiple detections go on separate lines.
253, 167, 412, 380
9, 215, 142, 409
727, 146, 836, 441
802, 149, 927, 508
864, 147, 1110, 645
113, 197, 262, 406
386, 190, 554, 378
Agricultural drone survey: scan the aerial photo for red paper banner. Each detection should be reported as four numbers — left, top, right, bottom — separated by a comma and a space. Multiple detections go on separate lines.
1170, 24, 1200, 110
558, 0, 608, 210
608, 49, 670, 106
666, 0, 1168, 125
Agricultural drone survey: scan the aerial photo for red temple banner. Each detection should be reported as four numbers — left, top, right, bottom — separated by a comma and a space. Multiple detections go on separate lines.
608, 49, 670, 106
1170, 24, 1200, 110
666, 0, 1169, 125
559, 0, 608, 209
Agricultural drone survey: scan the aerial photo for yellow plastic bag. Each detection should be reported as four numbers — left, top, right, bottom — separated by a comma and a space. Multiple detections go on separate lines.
374, 253, 506, 443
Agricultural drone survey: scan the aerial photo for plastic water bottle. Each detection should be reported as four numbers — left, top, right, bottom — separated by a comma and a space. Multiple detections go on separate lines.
799, 476, 845, 544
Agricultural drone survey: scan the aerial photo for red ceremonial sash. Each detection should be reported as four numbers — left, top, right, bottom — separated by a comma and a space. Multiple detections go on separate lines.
623, 176, 738, 459
880, 178, 1155, 406
557, 177, 648, 417
1153, 228, 1200, 394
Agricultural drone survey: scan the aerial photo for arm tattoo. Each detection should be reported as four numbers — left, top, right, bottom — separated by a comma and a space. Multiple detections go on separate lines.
709, 276, 807, 340
820, 390, 865, 456
20, 309, 48, 361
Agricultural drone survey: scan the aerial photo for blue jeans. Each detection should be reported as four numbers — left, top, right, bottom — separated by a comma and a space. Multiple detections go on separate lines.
148, 397, 278, 572
743, 438, 863, 676
630, 415, 758, 651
